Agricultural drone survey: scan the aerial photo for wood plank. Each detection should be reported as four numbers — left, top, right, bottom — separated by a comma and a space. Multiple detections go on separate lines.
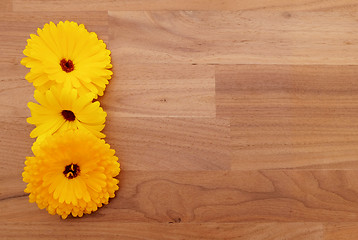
0, 118, 33, 178
231, 116, 358, 170
0, 176, 28, 202
0, 222, 324, 240
3, 170, 358, 222
216, 65, 358, 169
0, 62, 33, 115
0, 0, 12, 11
100, 64, 215, 117
0, 61, 34, 177
109, 11, 358, 65
103, 117, 231, 170
216, 65, 358, 118
0, 11, 108, 60
12, 0, 358, 11
324, 223, 358, 240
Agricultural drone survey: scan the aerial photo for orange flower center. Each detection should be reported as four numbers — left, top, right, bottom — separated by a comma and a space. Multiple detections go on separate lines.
63, 163, 80, 179
61, 110, 76, 121
60, 59, 74, 72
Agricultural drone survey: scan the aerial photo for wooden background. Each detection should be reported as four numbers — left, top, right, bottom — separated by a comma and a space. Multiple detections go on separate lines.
2, 0, 358, 239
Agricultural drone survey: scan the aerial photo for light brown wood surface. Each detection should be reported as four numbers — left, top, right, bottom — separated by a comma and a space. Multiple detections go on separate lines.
1, 0, 358, 239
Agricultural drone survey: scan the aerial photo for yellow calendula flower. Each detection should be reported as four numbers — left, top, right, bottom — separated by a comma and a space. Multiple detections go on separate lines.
27, 86, 106, 141
23, 130, 120, 219
21, 21, 112, 97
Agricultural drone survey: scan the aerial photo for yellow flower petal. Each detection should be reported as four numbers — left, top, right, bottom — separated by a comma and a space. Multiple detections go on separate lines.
29, 117, 64, 138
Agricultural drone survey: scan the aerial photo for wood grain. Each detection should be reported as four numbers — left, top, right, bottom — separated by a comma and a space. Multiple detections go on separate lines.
0, 222, 324, 240
109, 10, 358, 65
324, 223, 358, 240
0, 0, 12, 11
104, 117, 231, 170
12, 0, 358, 11
2, 0, 358, 239
0, 11, 108, 60
216, 65, 358, 170
231, 116, 358, 170
0, 118, 33, 178
216, 65, 358, 118
100, 64, 215, 117
0, 61, 34, 178
3, 170, 358, 223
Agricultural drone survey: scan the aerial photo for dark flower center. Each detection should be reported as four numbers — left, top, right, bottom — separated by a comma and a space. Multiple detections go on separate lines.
60, 59, 74, 72
61, 110, 76, 121
63, 163, 80, 179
